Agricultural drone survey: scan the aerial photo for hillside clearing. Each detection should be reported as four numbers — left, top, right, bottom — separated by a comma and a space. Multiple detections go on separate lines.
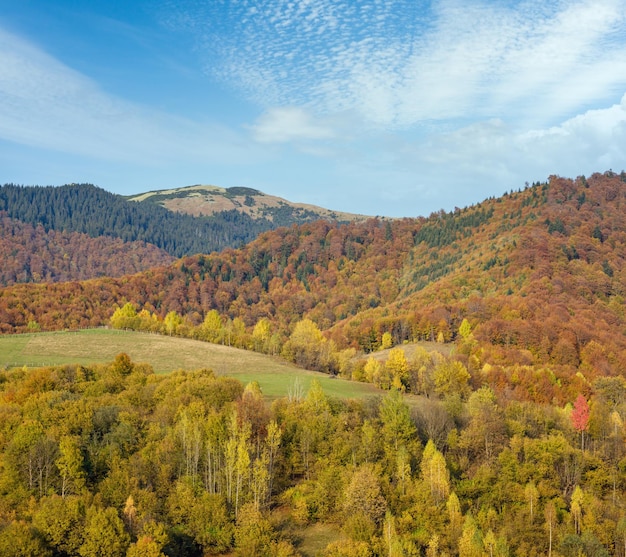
0, 329, 381, 400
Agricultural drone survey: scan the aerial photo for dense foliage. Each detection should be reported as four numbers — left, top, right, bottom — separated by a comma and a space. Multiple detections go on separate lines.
2, 172, 626, 402
0, 184, 276, 258
1, 171, 626, 555
0, 354, 624, 556
0, 213, 174, 286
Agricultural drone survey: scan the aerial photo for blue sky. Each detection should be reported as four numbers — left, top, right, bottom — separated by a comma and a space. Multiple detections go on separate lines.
1, 0, 626, 217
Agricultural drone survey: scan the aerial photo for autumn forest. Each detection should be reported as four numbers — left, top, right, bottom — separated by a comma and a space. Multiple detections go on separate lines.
0, 172, 625, 556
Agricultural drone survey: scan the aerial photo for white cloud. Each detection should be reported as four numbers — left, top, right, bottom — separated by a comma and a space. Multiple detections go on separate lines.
250, 106, 335, 143
380, 94, 626, 205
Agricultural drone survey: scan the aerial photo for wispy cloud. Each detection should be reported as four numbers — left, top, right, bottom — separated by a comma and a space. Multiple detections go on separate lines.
166, 0, 626, 130
0, 26, 249, 164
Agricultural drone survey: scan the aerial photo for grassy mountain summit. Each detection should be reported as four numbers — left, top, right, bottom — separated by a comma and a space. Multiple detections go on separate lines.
127, 184, 369, 224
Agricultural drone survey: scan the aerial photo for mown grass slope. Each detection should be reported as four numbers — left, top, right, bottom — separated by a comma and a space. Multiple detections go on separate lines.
0, 328, 381, 400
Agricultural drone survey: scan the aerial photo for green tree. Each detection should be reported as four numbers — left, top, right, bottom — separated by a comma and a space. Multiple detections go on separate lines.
0, 521, 52, 557
56, 435, 85, 498
79, 506, 130, 557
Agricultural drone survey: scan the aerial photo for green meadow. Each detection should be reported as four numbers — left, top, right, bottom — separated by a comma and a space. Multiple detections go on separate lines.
0, 328, 381, 400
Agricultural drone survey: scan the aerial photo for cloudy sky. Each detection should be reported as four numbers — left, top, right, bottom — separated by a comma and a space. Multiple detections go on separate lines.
1, 0, 626, 217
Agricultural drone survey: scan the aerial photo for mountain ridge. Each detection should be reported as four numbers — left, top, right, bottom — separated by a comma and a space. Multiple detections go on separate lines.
1, 171, 626, 406
127, 183, 369, 223
0, 183, 365, 271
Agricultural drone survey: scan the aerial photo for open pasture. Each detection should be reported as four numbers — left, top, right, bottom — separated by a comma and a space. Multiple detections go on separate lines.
0, 329, 381, 400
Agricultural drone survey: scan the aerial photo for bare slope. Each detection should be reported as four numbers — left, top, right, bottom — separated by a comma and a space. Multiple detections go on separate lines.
128, 184, 370, 223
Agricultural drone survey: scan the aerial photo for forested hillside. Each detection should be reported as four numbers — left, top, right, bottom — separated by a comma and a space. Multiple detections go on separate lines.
0, 213, 174, 285
0, 353, 624, 556
2, 172, 626, 400
0, 184, 276, 258
0, 183, 366, 270
1, 172, 626, 556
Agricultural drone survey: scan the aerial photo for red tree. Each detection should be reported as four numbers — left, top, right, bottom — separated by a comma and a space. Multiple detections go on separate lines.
571, 394, 590, 450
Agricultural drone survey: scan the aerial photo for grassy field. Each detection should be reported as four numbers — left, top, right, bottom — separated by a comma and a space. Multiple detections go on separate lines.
0, 329, 381, 400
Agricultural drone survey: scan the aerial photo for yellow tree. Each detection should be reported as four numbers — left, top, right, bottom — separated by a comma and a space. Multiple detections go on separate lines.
570, 485, 584, 535
79, 506, 130, 557
282, 319, 329, 371
420, 439, 450, 504
251, 318, 272, 353
364, 357, 383, 387
544, 500, 557, 557
525, 481, 539, 523
381, 332, 393, 350
56, 435, 85, 498
163, 311, 182, 336
385, 348, 409, 392
343, 464, 387, 526
458, 318, 472, 340
110, 302, 139, 330
433, 360, 470, 400
458, 514, 483, 557
447, 492, 463, 546
201, 309, 224, 344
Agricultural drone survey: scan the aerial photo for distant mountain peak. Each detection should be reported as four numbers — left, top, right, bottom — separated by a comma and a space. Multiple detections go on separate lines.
127, 184, 370, 223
